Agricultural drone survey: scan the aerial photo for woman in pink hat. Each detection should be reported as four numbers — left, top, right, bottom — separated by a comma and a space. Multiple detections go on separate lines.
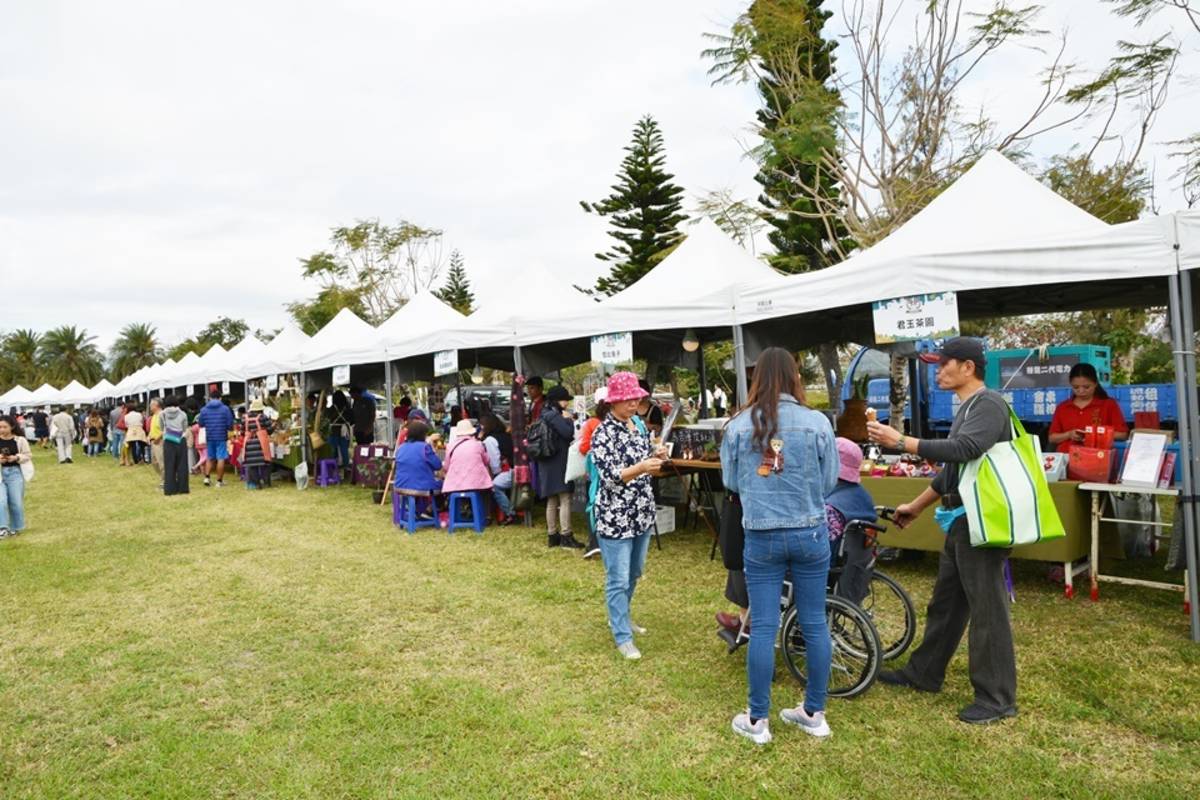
588, 371, 667, 660
826, 437, 879, 605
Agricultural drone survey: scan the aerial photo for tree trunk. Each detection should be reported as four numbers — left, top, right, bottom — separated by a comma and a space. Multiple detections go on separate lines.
888, 352, 907, 432
818, 342, 843, 411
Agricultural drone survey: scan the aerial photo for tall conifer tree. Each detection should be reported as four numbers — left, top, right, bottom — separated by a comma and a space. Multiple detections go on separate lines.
435, 250, 475, 314
581, 115, 687, 296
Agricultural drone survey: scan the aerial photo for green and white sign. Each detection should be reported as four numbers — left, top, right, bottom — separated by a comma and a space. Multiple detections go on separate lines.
434, 350, 459, 378
872, 292, 960, 344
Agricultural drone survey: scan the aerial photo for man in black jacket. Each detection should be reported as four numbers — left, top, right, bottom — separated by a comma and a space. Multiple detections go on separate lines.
349, 386, 376, 446
866, 337, 1018, 725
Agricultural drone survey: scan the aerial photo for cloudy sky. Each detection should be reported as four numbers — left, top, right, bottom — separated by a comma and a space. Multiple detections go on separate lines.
1, 0, 1196, 354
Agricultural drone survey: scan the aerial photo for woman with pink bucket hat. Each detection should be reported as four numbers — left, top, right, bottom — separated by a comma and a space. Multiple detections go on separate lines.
720, 347, 838, 745
588, 371, 668, 660
826, 437, 880, 606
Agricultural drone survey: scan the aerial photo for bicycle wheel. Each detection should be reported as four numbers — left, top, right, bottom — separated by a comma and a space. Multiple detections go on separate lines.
831, 568, 917, 661
780, 595, 882, 699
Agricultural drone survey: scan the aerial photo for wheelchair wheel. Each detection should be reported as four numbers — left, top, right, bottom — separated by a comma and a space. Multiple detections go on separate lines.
780, 594, 882, 699
830, 568, 917, 661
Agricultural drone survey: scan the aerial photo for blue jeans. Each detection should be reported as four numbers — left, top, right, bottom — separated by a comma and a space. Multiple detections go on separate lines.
491, 486, 512, 516
328, 434, 350, 467
597, 531, 652, 645
110, 430, 124, 460
0, 465, 26, 531
744, 526, 831, 719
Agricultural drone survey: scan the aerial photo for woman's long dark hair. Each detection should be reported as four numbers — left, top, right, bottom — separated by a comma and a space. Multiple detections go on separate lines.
1069, 363, 1108, 400
734, 347, 806, 452
593, 400, 611, 420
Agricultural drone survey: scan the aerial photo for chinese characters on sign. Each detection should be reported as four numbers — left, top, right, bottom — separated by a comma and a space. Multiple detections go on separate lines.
266, 374, 278, 391
433, 350, 459, 378
590, 332, 633, 366
332, 365, 351, 386
872, 292, 960, 344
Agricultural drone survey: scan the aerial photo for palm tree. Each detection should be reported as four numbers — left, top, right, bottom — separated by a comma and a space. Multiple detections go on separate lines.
1, 329, 43, 388
40, 325, 104, 386
109, 323, 161, 380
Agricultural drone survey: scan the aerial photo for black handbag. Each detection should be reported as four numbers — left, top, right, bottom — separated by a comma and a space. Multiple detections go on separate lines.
719, 494, 745, 571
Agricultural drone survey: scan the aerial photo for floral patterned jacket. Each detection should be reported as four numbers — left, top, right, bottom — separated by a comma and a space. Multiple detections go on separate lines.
589, 414, 656, 540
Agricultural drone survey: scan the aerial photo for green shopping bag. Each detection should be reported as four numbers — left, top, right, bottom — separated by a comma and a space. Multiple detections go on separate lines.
960, 406, 1065, 548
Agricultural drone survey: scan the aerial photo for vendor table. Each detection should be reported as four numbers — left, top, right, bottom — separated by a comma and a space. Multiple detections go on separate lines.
1078, 482, 1187, 604
653, 459, 722, 552
867, 477, 1094, 598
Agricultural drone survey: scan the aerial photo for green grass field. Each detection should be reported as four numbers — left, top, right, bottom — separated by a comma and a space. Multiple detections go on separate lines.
2, 446, 1199, 799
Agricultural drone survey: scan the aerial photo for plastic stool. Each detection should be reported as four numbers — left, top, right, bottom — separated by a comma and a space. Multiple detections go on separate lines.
316, 458, 340, 487
393, 490, 438, 534
447, 491, 485, 534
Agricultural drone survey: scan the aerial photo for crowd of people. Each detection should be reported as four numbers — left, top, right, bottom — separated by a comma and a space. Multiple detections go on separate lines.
2, 338, 1024, 746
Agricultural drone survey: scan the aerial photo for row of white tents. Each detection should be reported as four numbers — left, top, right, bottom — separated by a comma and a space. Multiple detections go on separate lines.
2, 150, 1199, 639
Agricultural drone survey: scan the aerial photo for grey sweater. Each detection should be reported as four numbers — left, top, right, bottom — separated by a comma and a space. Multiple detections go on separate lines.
918, 388, 1012, 498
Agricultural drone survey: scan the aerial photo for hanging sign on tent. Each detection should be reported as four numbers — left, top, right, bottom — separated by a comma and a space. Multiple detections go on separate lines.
332, 365, 351, 386
434, 350, 459, 378
266, 374, 278, 391
221, 381, 231, 395
591, 332, 633, 365
872, 292, 960, 344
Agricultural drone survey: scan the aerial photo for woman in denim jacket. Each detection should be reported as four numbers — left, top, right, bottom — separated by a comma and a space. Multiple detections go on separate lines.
720, 348, 838, 745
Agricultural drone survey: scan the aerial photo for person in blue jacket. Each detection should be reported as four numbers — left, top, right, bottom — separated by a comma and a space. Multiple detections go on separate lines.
197, 389, 235, 488
393, 420, 443, 518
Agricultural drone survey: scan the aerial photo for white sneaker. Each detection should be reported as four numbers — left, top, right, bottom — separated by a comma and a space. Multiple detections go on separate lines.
630, 621, 647, 635
731, 711, 772, 745
616, 641, 642, 660
780, 705, 832, 738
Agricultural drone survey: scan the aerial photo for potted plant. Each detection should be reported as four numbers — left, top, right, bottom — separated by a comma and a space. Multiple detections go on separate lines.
837, 374, 872, 442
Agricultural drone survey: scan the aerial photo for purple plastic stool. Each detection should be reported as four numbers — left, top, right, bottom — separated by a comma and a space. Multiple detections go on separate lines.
316, 458, 340, 487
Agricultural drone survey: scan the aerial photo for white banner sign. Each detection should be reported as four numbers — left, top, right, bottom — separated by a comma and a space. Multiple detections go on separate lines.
332, 364, 351, 386
591, 332, 633, 365
872, 292, 960, 344
221, 381, 231, 395
434, 350, 459, 378
266, 374, 279, 391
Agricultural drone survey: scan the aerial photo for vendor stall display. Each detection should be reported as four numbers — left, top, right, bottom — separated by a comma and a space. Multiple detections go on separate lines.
353, 444, 392, 489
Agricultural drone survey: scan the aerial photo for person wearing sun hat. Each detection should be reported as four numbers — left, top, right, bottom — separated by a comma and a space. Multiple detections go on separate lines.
241, 397, 273, 490
588, 372, 668, 660
441, 418, 496, 519
825, 438, 879, 606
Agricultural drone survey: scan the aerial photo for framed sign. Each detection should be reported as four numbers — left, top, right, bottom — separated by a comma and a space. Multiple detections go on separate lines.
332, 364, 351, 386
1120, 431, 1169, 487
872, 292, 960, 344
591, 332, 633, 365
266, 374, 279, 391
434, 350, 458, 378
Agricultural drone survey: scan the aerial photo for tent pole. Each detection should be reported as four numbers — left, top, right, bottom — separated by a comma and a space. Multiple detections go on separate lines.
1167, 272, 1200, 642
513, 346, 524, 379
732, 325, 748, 407
299, 371, 309, 468
1174, 239, 1200, 641
698, 340, 709, 420
384, 362, 394, 446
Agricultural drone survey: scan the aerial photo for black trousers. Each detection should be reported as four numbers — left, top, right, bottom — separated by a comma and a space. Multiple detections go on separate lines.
834, 530, 873, 607
163, 440, 189, 495
900, 516, 1017, 712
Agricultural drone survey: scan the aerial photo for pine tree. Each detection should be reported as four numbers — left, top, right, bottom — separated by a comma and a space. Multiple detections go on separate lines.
581, 115, 687, 296
434, 250, 475, 314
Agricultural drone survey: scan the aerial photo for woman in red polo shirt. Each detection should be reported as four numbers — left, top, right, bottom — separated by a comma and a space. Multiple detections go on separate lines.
1048, 363, 1128, 453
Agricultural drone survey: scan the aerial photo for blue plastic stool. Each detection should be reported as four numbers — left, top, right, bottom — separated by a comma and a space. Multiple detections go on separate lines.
447, 491, 485, 534
393, 489, 438, 534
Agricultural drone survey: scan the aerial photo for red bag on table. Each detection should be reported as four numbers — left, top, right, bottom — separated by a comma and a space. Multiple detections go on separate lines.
1084, 426, 1115, 450
1067, 445, 1114, 483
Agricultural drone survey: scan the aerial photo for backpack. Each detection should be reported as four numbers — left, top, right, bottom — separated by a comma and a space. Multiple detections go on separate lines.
525, 417, 558, 461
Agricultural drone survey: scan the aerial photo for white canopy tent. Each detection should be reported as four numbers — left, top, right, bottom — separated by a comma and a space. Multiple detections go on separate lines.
28, 383, 62, 406
222, 336, 270, 381
303, 308, 389, 372
57, 380, 94, 406
89, 379, 115, 402
0, 385, 34, 409
243, 325, 311, 380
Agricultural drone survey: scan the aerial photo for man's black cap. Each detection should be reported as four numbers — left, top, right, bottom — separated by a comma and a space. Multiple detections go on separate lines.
918, 337, 987, 370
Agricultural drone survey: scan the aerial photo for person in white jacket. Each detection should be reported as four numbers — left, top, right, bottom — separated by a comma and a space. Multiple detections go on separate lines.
50, 408, 77, 464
